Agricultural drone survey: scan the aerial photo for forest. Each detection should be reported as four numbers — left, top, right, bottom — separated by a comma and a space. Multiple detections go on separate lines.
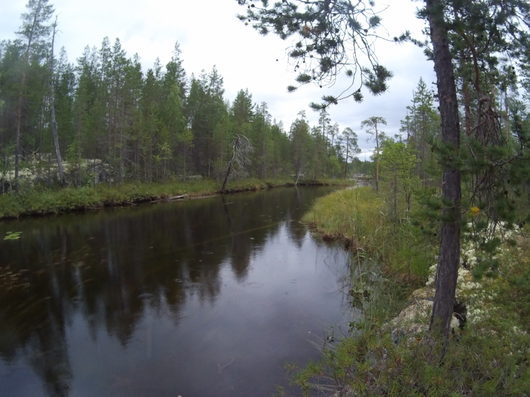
0, 1, 371, 192
1, 0, 529, 396
236, 0, 529, 395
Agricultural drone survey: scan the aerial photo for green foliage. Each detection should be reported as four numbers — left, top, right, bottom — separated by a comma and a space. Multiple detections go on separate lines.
0, 178, 351, 219
379, 139, 419, 220
237, 0, 391, 106
363, 64, 392, 94
303, 187, 384, 243
303, 187, 433, 280
3, 231, 22, 240
400, 78, 441, 186
293, 229, 530, 396
1, 20, 351, 189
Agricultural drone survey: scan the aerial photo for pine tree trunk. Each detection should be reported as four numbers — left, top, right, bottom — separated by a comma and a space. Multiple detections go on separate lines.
221, 160, 233, 192
374, 126, 380, 192
425, 0, 462, 339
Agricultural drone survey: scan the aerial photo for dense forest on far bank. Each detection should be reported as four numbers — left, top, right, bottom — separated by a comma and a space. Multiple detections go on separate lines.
0, 0, 373, 192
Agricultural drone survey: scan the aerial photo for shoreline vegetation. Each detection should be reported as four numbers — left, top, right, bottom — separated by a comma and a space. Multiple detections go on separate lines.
296, 187, 529, 396
303, 186, 433, 282
0, 178, 352, 220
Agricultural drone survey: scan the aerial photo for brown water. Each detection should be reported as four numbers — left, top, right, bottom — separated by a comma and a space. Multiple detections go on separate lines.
0, 187, 355, 397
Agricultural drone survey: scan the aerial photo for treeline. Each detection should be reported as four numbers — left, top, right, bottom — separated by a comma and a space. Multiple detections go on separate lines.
375, 74, 529, 225
0, 0, 369, 190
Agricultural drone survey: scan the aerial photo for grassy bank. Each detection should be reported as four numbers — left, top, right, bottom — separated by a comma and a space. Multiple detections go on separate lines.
294, 187, 530, 396
0, 178, 352, 220
303, 186, 434, 281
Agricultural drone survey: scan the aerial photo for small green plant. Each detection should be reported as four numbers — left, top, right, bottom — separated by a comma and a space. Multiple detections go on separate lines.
3, 231, 22, 240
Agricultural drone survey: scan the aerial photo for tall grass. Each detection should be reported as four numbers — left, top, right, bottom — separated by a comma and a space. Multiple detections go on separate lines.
0, 178, 352, 219
303, 186, 433, 280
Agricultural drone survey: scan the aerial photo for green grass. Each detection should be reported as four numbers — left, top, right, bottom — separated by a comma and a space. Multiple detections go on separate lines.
303, 186, 433, 280
0, 177, 352, 219
293, 187, 530, 397
292, 238, 530, 396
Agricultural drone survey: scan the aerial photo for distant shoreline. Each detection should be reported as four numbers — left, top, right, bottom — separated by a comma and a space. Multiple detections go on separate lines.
0, 178, 353, 221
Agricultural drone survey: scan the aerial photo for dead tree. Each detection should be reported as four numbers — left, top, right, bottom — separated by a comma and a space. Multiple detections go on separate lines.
221, 134, 253, 192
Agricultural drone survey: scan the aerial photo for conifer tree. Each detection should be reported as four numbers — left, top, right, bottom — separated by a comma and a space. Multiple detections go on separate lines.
14, 0, 54, 184
361, 116, 386, 192
338, 127, 361, 178
401, 78, 440, 185
237, 0, 529, 340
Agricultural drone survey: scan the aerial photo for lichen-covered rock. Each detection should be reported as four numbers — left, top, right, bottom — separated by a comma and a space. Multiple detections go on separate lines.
389, 290, 432, 343
389, 284, 465, 344
391, 222, 523, 343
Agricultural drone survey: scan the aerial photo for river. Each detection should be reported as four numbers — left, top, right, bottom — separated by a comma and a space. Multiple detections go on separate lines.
0, 187, 356, 397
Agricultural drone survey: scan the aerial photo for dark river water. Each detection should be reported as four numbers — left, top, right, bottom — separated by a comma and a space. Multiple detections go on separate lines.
0, 187, 356, 397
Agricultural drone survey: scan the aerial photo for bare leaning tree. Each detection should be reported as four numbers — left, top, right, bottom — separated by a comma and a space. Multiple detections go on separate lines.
221, 134, 253, 192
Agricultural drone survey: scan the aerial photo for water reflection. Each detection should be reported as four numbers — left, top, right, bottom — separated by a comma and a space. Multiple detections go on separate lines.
0, 187, 353, 397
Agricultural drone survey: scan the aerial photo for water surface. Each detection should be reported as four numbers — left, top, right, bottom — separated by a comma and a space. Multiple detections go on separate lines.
0, 187, 354, 397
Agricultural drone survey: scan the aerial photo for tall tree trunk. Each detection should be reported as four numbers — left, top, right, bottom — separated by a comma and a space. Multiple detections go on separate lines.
374, 124, 380, 191
425, 0, 462, 339
221, 159, 233, 192
344, 143, 349, 178
14, 0, 46, 186
49, 18, 65, 185
15, 81, 25, 184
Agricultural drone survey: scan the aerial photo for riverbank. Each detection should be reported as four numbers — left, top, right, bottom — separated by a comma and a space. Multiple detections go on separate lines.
0, 178, 352, 220
296, 187, 529, 396
302, 187, 434, 281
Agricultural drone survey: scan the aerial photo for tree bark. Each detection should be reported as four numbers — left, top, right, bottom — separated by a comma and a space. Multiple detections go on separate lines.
425, 0, 462, 339
374, 124, 380, 192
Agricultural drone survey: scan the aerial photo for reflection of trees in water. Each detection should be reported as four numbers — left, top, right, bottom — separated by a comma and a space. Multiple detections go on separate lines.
0, 187, 333, 396
0, 243, 74, 396
286, 187, 313, 247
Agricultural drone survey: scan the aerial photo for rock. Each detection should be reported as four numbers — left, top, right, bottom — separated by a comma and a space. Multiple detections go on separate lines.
411, 286, 435, 300
389, 286, 466, 344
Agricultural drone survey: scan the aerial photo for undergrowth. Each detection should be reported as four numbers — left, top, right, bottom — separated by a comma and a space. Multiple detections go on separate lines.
293, 187, 529, 396
292, 238, 529, 396
302, 187, 434, 281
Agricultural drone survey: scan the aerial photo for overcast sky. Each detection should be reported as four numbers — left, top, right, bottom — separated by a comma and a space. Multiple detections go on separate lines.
1, 0, 436, 157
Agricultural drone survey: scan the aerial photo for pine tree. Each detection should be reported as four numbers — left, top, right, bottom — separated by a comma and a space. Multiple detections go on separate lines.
188, 68, 228, 177
338, 127, 361, 178
290, 112, 311, 184
401, 78, 440, 185
361, 116, 386, 192
379, 139, 418, 219
14, 0, 55, 184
